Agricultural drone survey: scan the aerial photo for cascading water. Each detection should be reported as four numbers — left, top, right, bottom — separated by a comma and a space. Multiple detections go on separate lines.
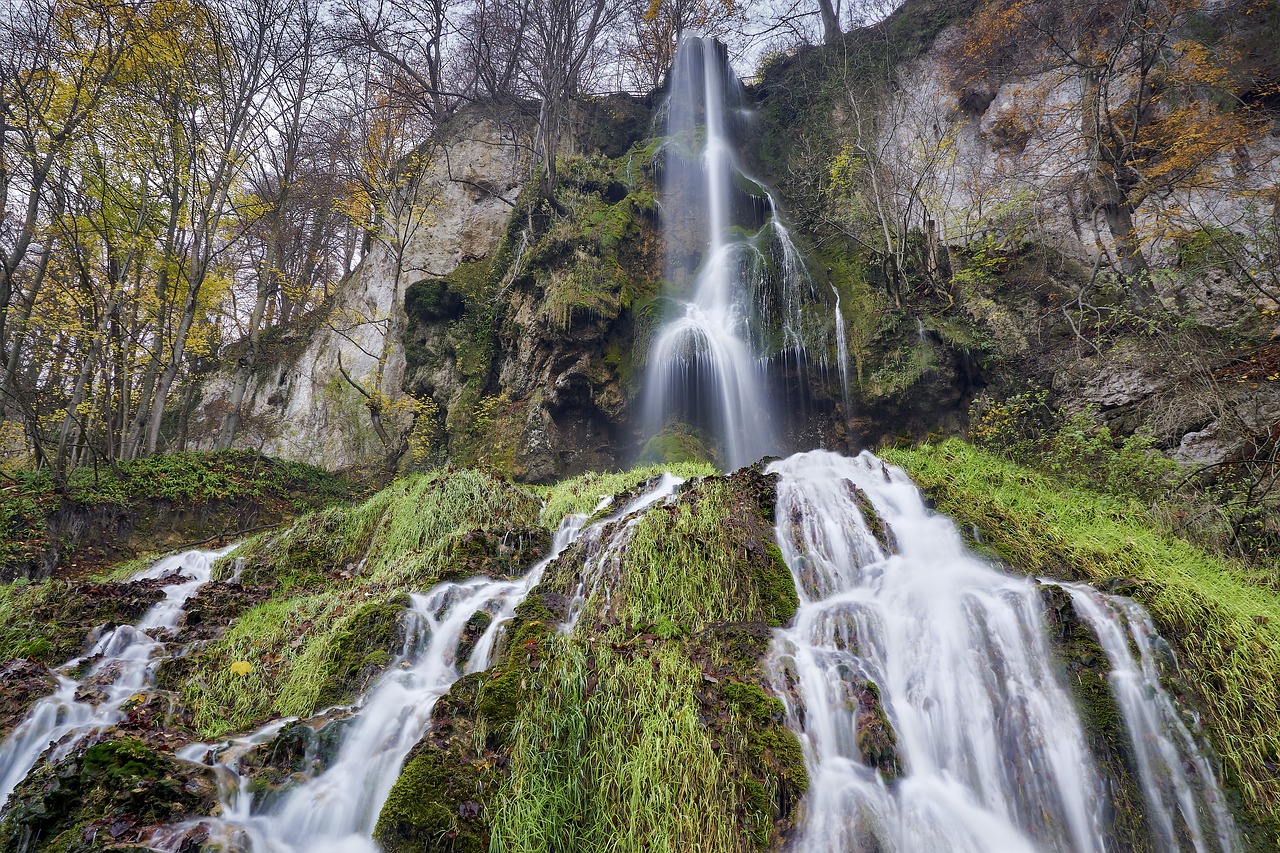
0, 546, 234, 808
161, 474, 689, 852
643, 38, 839, 469
768, 450, 1237, 852
1063, 583, 1239, 852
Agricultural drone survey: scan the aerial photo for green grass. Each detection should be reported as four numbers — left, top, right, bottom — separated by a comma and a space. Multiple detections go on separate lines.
175, 590, 411, 737
576, 476, 796, 633
539, 462, 716, 529
491, 641, 742, 853
232, 468, 544, 593
484, 466, 805, 852
887, 439, 1280, 838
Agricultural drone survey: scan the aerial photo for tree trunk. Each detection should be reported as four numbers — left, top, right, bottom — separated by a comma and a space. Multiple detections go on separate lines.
219, 238, 279, 449
1100, 187, 1159, 308
817, 0, 841, 44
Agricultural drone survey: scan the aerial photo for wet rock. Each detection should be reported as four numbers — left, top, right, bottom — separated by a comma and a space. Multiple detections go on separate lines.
846, 481, 900, 554
1040, 583, 1153, 849
448, 526, 552, 581
852, 680, 901, 780
174, 581, 272, 643
0, 659, 55, 740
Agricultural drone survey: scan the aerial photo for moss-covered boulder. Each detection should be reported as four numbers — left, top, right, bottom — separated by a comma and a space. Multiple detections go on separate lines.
0, 738, 217, 852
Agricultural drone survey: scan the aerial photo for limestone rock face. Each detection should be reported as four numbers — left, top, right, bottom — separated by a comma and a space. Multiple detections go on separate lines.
190, 111, 527, 470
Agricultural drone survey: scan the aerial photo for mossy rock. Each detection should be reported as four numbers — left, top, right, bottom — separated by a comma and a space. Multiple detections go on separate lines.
848, 483, 899, 554
314, 594, 411, 709
0, 738, 217, 852
374, 748, 488, 853
851, 680, 901, 781
376, 673, 499, 853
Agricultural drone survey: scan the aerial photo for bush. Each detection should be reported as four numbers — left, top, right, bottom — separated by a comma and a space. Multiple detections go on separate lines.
969, 391, 1177, 503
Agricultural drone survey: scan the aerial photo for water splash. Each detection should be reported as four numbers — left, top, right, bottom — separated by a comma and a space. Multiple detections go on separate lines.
0, 546, 234, 808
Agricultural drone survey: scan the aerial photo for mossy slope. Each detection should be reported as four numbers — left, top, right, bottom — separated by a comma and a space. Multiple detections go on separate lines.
376, 465, 807, 853
888, 439, 1280, 847
0, 738, 217, 852
163, 468, 546, 738
0, 449, 351, 582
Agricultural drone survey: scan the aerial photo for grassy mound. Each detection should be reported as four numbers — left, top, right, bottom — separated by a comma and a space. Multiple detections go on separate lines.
0, 449, 350, 581
887, 439, 1280, 845
166, 469, 546, 737
377, 465, 807, 853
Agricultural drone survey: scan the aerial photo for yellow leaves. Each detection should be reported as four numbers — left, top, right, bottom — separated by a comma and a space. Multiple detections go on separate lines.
229, 661, 253, 676
828, 145, 865, 192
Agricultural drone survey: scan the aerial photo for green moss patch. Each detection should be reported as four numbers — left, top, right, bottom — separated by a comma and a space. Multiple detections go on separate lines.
0, 738, 217, 852
888, 439, 1280, 845
0, 450, 350, 582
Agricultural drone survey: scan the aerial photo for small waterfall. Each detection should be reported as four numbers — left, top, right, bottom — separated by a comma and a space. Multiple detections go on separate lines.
166, 474, 688, 852
831, 283, 852, 410
562, 471, 686, 632
0, 546, 233, 808
642, 38, 839, 469
1063, 584, 1239, 852
768, 450, 1238, 851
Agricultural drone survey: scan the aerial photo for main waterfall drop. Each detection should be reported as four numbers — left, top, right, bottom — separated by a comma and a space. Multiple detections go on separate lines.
643, 38, 835, 469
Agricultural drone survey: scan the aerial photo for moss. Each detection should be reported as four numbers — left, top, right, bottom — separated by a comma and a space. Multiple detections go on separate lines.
0, 578, 164, 665
375, 749, 487, 853
483, 466, 807, 852
638, 426, 714, 465
888, 439, 1280, 846
851, 681, 901, 781
314, 594, 410, 709
849, 483, 899, 553
0, 738, 216, 852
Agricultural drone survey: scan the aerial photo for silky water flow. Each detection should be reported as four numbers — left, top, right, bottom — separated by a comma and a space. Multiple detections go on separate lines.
767, 450, 1237, 852
0, 546, 235, 809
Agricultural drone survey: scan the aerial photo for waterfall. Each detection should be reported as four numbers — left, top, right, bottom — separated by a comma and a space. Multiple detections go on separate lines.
642, 38, 838, 470
767, 450, 1237, 851
1062, 583, 1239, 852
0, 546, 234, 808
161, 474, 689, 852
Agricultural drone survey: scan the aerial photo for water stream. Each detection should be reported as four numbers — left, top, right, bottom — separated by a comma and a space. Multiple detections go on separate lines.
767, 450, 1237, 852
0, 546, 234, 809
1063, 583, 1238, 852
162, 474, 689, 852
